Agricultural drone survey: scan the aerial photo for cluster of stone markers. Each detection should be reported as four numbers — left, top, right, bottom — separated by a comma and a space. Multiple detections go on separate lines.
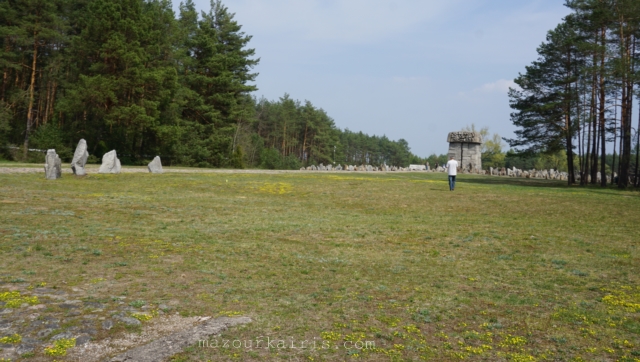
44, 139, 163, 180
299, 163, 602, 182
300, 164, 418, 172
300, 163, 486, 173
489, 167, 570, 180
489, 166, 619, 183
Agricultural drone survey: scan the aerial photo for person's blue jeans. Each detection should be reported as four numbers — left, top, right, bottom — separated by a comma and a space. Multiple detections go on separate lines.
448, 175, 456, 191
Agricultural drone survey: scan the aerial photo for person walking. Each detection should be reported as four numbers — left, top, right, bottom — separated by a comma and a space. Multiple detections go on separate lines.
446, 156, 458, 191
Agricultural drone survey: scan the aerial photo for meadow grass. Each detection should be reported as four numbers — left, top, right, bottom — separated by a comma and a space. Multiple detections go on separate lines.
0, 170, 639, 361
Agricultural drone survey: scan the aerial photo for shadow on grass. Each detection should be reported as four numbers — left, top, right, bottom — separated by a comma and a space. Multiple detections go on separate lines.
456, 175, 568, 189
456, 175, 640, 196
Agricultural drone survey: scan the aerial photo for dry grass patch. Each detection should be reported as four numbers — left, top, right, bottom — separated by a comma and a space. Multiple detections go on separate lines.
0, 171, 639, 361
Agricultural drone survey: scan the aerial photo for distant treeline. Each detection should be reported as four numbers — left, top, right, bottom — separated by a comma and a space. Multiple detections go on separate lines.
0, 0, 422, 169
507, 0, 640, 187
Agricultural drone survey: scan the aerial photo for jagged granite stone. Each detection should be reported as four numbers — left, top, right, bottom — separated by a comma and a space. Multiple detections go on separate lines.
147, 156, 163, 174
98, 150, 121, 174
44, 149, 62, 180
71, 139, 89, 176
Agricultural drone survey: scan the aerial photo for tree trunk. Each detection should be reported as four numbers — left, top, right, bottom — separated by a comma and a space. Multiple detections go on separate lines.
635, 97, 640, 187
584, 85, 592, 185
619, 83, 627, 186
612, 94, 618, 183
301, 123, 308, 161
1, 68, 6, 103
566, 106, 575, 185
47, 79, 57, 124
23, 36, 38, 159
36, 63, 44, 127
599, 31, 607, 186
590, 94, 598, 184
43, 79, 51, 125
618, 35, 634, 188
578, 83, 586, 183
589, 35, 598, 185
281, 122, 286, 156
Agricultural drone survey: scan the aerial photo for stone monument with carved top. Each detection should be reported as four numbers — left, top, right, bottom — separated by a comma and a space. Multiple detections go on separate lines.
447, 131, 482, 171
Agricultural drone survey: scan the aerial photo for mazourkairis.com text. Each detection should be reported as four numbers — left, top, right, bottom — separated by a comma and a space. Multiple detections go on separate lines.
198, 337, 375, 350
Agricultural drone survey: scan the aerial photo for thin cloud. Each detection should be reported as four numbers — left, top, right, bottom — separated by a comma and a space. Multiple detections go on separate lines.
457, 79, 520, 99
476, 79, 518, 93
219, 0, 460, 43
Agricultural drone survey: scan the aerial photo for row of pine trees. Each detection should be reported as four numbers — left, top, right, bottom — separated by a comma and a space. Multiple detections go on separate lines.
0, 0, 420, 169
508, 0, 640, 188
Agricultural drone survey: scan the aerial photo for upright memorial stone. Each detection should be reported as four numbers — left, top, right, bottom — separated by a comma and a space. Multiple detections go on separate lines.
447, 131, 482, 171
44, 149, 62, 180
98, 150, 122, 174
148, 156, 163, 174
71, 139, 89, 176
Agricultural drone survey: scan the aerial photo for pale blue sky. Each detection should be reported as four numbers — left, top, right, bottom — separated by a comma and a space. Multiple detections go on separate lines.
176, 0, 573, 157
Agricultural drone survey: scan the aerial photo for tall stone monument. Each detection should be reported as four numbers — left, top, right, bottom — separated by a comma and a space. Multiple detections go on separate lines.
447, 131, 482, 171
44, 149, 62, 180
147, 156, 163, 174
98, 150, 122, 174
71, 139, 89, 176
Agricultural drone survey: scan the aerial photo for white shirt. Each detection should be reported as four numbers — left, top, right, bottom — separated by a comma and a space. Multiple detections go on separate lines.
446, 159, 458, 176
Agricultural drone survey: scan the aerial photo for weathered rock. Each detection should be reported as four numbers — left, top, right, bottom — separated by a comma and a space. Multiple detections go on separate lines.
98, 150, 122, 174
84, 301, 105, 310
16, 341, 35, 355
102, 319, 114, 330
37, 328, 55, 338
44, 149, 62, 180
108, 317, 251, 362
58, 303, 79, 309
51, 331, 73, 341
147, 156, 163, 174
75, 333, 92, 345
71, 139, 89, 176
113, 314, 141, 326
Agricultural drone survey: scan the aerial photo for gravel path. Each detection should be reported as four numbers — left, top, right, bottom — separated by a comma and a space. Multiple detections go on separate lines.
0, 165, 310, 175
0, 164, 407, 175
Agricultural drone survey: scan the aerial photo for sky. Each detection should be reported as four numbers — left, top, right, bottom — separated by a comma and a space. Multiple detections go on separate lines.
175, 0, 573, 157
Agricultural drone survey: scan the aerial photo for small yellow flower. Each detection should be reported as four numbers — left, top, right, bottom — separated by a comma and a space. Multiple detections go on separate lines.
44, 338, 76, 356
0, 334, 21, 344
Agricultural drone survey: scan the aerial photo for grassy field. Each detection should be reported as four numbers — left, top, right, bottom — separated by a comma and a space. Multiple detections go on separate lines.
0, 170, 639, 361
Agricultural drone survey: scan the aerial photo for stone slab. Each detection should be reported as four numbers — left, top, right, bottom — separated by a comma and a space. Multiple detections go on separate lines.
447, 131, 482, 144
108, 316, 251, 362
